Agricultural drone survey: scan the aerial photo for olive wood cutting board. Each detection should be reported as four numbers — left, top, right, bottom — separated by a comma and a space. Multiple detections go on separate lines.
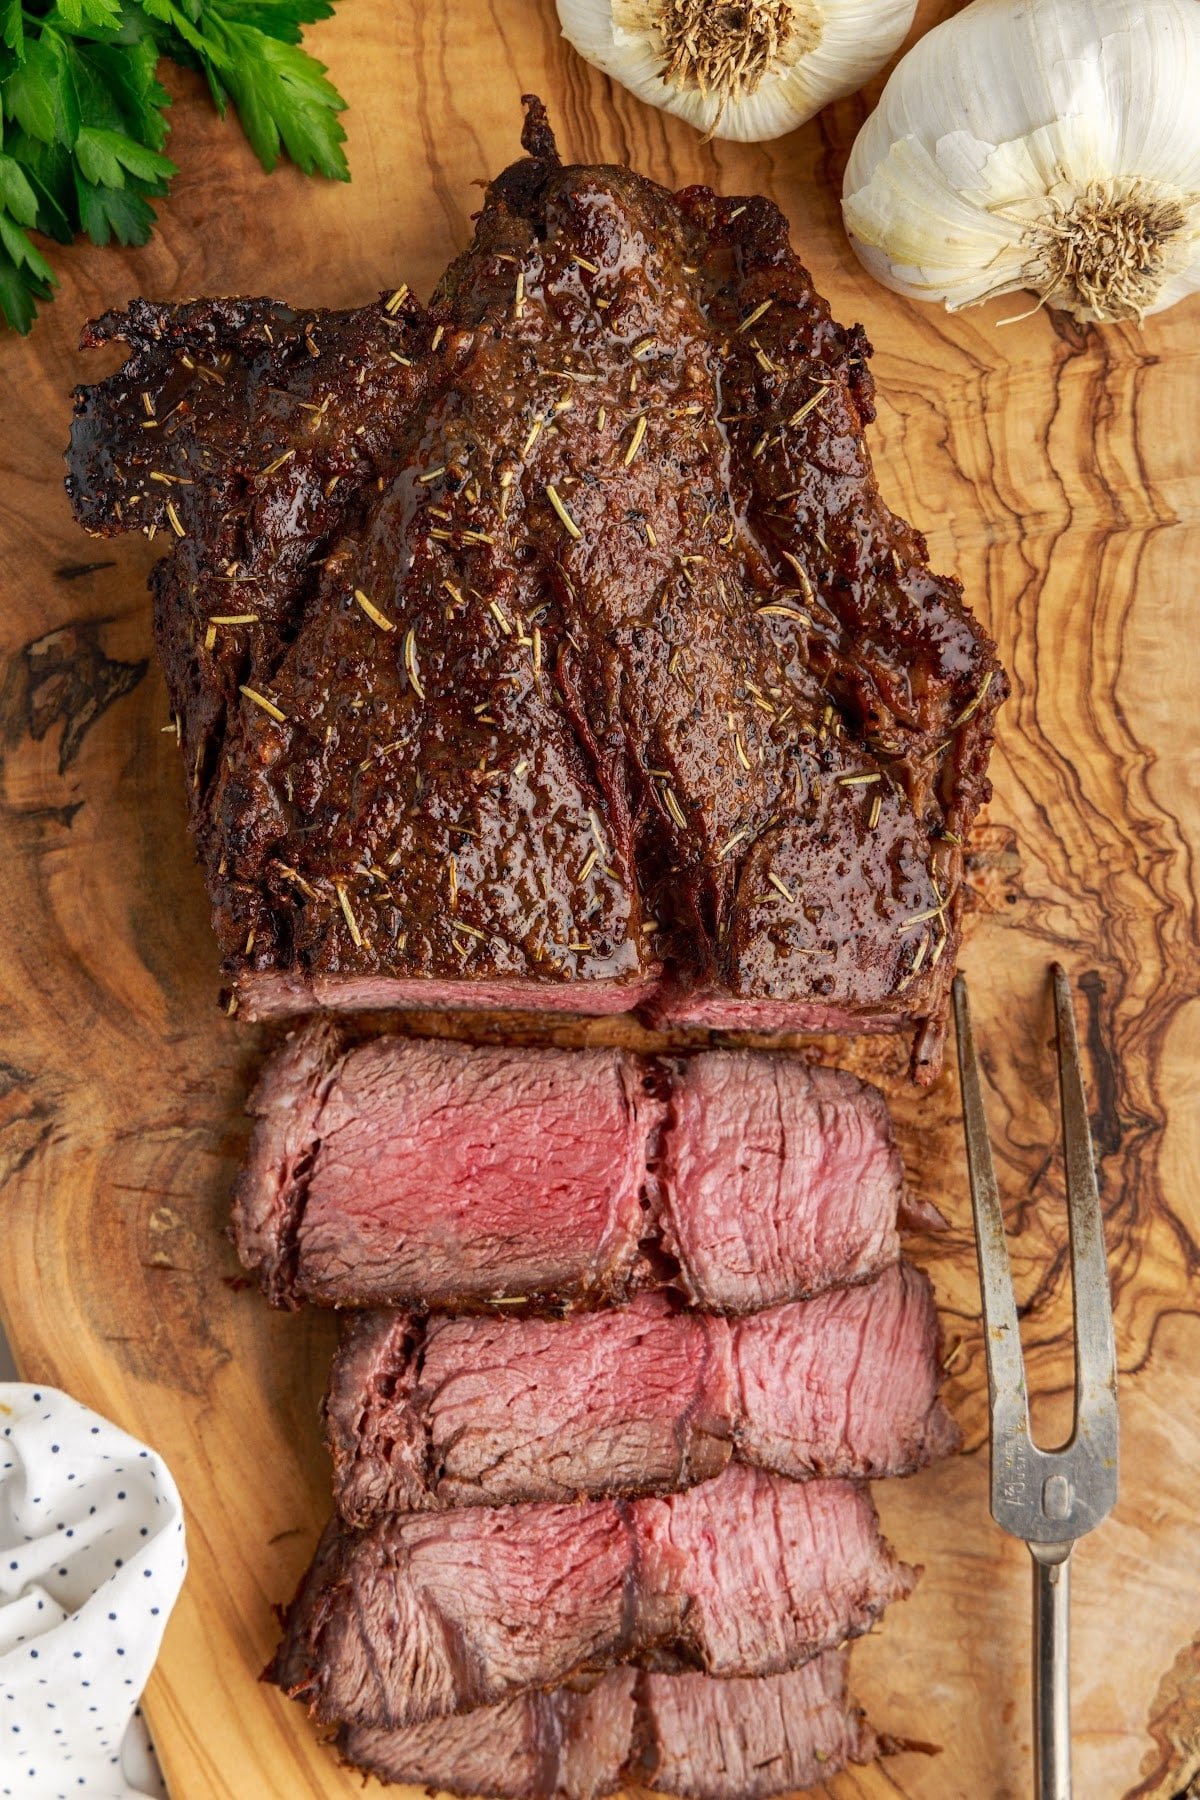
1, 1, 1198, 1795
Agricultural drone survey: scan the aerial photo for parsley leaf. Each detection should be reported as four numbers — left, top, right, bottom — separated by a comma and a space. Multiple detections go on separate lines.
205, 0, 336, 42
203, 18, 348, 179
0, 152, 39, 222
136, 0, 231, 68
1, 0, 23, 56
6, 31, 82, 148
56, 0, 126, 31
139, 0, 348, 180
0, 0, 350, 330
0, 206, 56, 331
74, 170, 158, 244
75, 124, 175, 186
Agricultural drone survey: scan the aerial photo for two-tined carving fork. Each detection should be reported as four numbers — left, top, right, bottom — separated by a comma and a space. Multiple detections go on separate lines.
952, 966, 1120, 1800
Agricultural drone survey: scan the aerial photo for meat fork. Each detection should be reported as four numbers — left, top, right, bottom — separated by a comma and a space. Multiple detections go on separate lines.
952, 966, 1119, 1800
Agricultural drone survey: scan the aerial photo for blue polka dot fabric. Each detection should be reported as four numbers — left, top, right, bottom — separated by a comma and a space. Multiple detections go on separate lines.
0, 1385, 186, 1798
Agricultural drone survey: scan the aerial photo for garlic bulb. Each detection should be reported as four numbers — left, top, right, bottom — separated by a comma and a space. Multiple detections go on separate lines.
556, 0, 919, 143
842, 0, 1200, 324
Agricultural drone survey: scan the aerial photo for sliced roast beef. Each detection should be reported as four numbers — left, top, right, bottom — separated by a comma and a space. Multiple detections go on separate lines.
233, 1022, 655, 1308
633, 1467, 915, 1680
66, 102, 1004, 1084
633, 1656, 878, 1800
234, 1029, 907, 1312
269, 1467, 913, 1729
339, 1651, 877, 1799
658, 1050, 903, 1311
325, 1263, 956, 1520
730, 1262, 961, 1484
269, 1503, 636, 1729
339, 1672, 638, 1800
326, 1293, 735, 1518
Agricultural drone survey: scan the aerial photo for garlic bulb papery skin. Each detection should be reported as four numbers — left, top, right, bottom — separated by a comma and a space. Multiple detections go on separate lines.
842, 0, 1200, 324
556, 0, 919, 143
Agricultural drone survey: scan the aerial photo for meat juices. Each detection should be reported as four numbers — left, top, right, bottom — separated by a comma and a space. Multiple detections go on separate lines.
66, 98, 1004, 1083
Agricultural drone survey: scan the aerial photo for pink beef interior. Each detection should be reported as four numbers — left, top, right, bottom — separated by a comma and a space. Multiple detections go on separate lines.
411, 1296, 734, 1507
326, 1263, 957, 1521
635, 1465, 915, 1679
235, 1031, 913, 1314
731, 1261, 961, 1482
230, 1017, 342, 1302
658, 1053, 904, 1310
287, 1500, 636, 1727
294, 1034, 650, 1306
638, 1653, 876, 1800
340, 1672, 638, 1800
648, 990, 912, 1035
338, 1651, 875, 1800
239, 969, 662, 1022
327, 1294, 733, 1519
269, 1466, 913, 1730
556, 1677, 642, 1800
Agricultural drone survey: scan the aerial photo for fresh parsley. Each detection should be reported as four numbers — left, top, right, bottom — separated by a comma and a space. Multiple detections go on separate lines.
0, 0, 349, 331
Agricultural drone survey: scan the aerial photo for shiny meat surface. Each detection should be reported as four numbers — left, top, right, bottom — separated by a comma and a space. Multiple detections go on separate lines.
66, 99, 1004, 1081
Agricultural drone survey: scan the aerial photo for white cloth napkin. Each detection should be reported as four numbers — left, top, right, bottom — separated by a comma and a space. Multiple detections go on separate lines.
0, 1385, 186, 1800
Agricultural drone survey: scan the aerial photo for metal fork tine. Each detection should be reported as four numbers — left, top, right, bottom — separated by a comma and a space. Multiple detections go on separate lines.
954, 967, 1120, 1800
952, 974, 1030, 1446
1051, 964, 1119, 1429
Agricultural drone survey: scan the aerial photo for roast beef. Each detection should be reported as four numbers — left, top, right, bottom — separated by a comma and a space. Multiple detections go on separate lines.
339, 1651, 877, 1799
340, 1673, 638, 1800
233, 1026, 909, 1311
658, 1043, 903, 1311
232, 1021, 655, 1309
730, 1261, 961, 1486
65, 98, 1004, 1082
325, 1263, 957, 1519
325, 1294, 732, 1519
633, 1657, 877, 1800
269, 1466, 914, 1728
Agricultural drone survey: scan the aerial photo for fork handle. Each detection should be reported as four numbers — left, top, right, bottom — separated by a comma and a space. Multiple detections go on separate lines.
1032, 1545, 1073, 1800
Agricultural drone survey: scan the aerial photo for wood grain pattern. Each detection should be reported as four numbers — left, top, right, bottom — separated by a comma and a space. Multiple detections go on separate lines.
0, 1, 1197, 1794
